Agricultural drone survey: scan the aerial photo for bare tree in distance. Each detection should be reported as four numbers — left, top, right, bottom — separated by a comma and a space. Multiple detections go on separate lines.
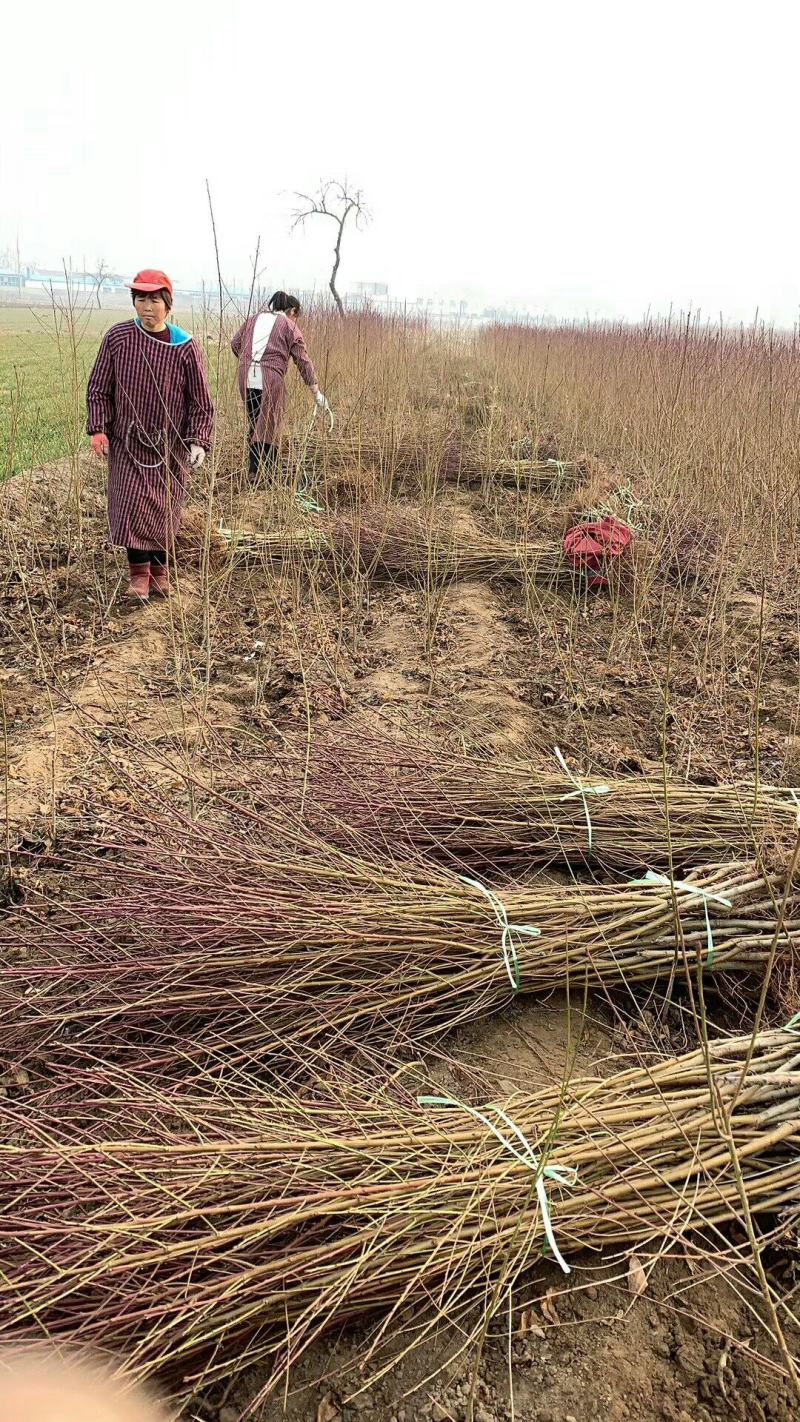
291, 179, 369, 316
93, 258, 110, 309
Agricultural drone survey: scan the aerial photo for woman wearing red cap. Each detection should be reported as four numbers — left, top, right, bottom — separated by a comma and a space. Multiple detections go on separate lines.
86, 270, 214, 600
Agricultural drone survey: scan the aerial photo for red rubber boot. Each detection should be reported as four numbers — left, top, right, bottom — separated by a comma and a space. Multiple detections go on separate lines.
124, 561, 150, 601
149, 562, 170, 597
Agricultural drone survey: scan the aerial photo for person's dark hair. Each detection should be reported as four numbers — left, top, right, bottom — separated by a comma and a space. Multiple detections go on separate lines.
268, 290, 301, 316
131, 288, 173, 313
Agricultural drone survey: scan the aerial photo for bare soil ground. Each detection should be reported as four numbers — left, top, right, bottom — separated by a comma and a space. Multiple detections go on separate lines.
1, 454, 799, 1422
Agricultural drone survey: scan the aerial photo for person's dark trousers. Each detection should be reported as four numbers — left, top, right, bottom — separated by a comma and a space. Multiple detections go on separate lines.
248, 441, 275, 475
127, 548, 167, 565
246, 387, 275, 476
246, 387, 261, 437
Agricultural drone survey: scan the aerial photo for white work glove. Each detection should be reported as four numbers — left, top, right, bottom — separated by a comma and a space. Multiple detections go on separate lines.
189, 444, 206, 469
314, 390, 334, 432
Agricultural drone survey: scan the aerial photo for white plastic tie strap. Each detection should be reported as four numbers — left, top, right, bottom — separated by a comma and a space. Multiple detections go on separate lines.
554, 746, 610, 857
629, 869, 733, 968
418, 1095, 576, 1274
459, 875, 540, 990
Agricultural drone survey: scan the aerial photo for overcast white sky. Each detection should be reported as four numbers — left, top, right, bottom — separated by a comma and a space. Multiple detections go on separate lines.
2, 0, 799, 321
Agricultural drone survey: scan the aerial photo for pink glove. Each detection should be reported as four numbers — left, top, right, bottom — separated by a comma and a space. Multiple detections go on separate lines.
91, 432, 109, 458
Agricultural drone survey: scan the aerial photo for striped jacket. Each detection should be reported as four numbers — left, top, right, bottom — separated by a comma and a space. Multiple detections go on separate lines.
231, 311, 317, 444
86, 319, 214, 550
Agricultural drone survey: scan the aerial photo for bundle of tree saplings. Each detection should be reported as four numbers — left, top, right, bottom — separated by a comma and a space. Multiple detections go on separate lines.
327, 506, 577, 585
438, 437, 581, 491
299, 431, 582, 492
215, 506, 576, 586
1, 1030, 798, 1396
2, 795, 795, 1071
216, 521, 329, 563
275, 725, 800, 876
297, 430, 434, 480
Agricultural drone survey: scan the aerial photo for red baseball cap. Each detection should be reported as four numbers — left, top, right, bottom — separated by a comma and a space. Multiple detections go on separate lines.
127, 269, 173, 297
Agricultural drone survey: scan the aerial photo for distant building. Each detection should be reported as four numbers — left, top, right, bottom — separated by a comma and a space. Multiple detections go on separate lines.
349, 281, 389, 298
25, 269, 127, 291
0, 266, 126, 293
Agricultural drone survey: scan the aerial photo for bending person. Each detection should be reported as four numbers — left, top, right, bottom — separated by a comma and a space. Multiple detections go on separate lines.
86, 269, 214, 601
231, 291, 331, 476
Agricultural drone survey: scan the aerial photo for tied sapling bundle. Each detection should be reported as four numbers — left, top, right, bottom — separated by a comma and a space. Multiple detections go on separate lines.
299, 429, 583, 492
215, 507, 574, 586
2, 792, 796, 1073
277, 726, 800, 877
1, 1030, 799, 1396
327, 506, 581, 586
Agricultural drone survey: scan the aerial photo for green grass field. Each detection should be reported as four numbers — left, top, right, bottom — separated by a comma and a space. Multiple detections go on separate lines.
0, 302, 201, 477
